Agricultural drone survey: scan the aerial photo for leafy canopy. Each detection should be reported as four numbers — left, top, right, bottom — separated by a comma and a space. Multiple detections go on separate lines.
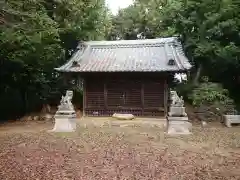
0, 0, 111, 119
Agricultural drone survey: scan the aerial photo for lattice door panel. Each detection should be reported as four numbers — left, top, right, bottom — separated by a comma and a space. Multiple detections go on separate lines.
106, 80, 125, 107
124, 80, 142, 108
85, 80, 104, 108
143, 80, 164, 108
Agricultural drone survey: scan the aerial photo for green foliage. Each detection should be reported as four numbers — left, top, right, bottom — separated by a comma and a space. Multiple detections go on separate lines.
171, 0, 240, 66
189, 82, 232, 107
1, 0, 64, 114
108, 0, 176, 40
170, 0, 240, 105
176, 76, 236, 118
0, 0, 110, 120
183, 77, 236, 115
42, 0, 111, 57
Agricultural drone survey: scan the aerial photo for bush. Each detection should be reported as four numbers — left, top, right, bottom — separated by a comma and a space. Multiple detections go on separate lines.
176, 82, 196, 102
190, 83, 232, 107
177, 77, 236, 121
189, 79, 236, 121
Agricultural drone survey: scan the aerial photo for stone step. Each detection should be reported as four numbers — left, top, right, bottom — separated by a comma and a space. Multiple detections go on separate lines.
167, 116, 189, 121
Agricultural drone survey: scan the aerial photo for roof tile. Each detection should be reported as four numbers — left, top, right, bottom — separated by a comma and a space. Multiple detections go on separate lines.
56, 37, 192, 72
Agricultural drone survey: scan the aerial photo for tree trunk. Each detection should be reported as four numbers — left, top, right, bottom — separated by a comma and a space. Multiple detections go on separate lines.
193, 64, 202, 85
20, 89, 28, 114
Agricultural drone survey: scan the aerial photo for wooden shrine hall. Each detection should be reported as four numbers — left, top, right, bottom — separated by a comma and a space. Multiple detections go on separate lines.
55, 37, 191, 117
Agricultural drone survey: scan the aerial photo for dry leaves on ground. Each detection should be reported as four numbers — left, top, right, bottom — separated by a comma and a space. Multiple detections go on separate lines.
0, 121, 239, 180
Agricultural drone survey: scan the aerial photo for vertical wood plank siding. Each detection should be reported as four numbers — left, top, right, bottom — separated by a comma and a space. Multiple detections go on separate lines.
83, 73, 168, 117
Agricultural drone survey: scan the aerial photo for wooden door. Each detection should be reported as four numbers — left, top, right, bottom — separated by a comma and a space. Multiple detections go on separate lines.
107, 80, 125, 108
106, 79, 142, 109
85, 79, 104, 108
124, 80, 142, 108
143, 79, 165, 116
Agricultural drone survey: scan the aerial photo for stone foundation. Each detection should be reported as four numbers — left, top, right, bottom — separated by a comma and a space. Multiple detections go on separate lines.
168, 107, 187, 117
167, 120, 192, 135
167, 91, 192, 135
167, 116, 189, 121
50, 113, 76, 132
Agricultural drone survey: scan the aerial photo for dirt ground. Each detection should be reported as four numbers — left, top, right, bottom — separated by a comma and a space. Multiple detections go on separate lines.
0, 119, 239, 180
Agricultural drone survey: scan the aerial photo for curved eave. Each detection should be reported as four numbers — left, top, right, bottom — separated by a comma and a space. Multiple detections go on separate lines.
54, 37, 192, 73
54, 67, 192, 73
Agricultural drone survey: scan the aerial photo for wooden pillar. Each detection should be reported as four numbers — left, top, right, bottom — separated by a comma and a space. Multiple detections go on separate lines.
164, 78, 168, 117
141, 81, 144, 116
104, 79, 107, 115
83, 79, 86, 117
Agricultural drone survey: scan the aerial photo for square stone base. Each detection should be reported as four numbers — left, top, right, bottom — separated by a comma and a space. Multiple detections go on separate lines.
168, 107, 187, 117
50, 117, 76, 132
167, 120, 192, 135
167, 116, 189, 121
224, 115, 240, 127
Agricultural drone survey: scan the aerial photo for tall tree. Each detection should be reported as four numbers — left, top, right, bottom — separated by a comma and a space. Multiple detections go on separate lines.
0, 0, 111, 119
162, 0, 240, 87
43, 0, 111, 57
108, 0, 174, 40
1, 0, 64, 115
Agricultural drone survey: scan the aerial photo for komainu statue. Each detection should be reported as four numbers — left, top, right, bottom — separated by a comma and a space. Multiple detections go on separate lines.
170, 90, 184, 107
58, 90, 74, 111
50, 90, 76, 132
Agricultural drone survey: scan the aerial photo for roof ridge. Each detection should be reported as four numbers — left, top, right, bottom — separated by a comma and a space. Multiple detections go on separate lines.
82, 37, 178, 47
90, 43, 171, 49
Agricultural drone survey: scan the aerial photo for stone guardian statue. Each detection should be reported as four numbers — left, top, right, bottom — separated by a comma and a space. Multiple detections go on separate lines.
49, 90, 76, 132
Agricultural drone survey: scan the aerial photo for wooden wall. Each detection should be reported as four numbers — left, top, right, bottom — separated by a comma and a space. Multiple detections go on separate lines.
82, 73, 169, 117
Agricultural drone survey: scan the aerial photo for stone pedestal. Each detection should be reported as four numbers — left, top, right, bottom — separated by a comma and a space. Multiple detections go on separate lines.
49, 90, 77, 132
167, 91, 192, 135
167, 117, 192, 135
168, 107, 187, 117
224, 115, 240, 127
50, 111, 76, 132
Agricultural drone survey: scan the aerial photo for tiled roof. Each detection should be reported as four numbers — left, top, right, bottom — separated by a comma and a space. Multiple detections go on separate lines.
55, 37, 192, 72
